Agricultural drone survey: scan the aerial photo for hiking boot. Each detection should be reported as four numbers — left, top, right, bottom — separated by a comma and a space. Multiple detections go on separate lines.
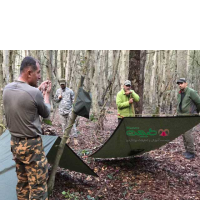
183, 152, 195, 159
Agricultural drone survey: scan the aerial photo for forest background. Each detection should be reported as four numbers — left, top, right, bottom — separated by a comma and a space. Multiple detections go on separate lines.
1, 50, 200, 199
1, 50, 200, 135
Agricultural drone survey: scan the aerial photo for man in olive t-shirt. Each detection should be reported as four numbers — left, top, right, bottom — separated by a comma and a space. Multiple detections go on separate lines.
3, 56, 51, 200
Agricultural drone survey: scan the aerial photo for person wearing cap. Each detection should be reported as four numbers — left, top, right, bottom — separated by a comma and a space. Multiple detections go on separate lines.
116, 80, 140, 124
177, 78, 200, 159
54, 79, 76, 137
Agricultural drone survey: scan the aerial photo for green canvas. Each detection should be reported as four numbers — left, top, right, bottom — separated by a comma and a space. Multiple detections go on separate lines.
91, 116, 200, 158
0, 130, 97, 200
74, 87, 92, 119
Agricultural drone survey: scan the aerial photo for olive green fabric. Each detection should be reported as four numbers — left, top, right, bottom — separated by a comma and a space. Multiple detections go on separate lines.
91, 116, 200, 158
177, 87, 200, 114
0, 130, 97, 200
74, 87, 92, 119
46, 136, 96, 176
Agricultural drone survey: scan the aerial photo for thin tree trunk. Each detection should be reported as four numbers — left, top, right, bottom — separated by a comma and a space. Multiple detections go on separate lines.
60, 50, 65, 79
45, 50, 53, 104
45, 50, 53, 81
9, 50, 16, 82
0, 51, 4, 135
52, 50, 58, 109
91, 51, 101, 116
138, 50, 146, 115
37, 51, 43, 83
128, 50, 145, 115
97, 50, 121, 130
3, 50, 10, 85
47, 50, 91, 195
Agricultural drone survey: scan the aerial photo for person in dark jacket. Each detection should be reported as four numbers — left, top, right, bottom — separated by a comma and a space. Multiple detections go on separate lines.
177, 78, 200, 159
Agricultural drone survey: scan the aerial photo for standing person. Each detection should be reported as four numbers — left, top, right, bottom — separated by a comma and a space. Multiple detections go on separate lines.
116, 80, 140, 124
3, 56, 51, 200
177, 78, 200, 159
54, 79, 77, 137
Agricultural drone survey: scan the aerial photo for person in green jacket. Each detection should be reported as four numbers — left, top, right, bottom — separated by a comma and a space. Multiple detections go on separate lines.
177, 78, 200, 159
116, 80, 140, 124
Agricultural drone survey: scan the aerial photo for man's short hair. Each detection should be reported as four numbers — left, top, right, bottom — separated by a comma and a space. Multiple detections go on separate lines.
20, 56, 37, 74
177, 78, 186, 84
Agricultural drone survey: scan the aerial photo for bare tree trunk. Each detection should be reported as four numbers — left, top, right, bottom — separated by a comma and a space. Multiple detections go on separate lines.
3, 50, 10, 85
52, 50, 58, 109
12, 50, 17, 81
0, 51, 4, 135
45, 50, 53, 103
45, 50, 53, 81
36, 51, 43, 83
48, 50, 91, 195
91, 51, 100, 116
138, 50, 146, 115
60, 50, 65, 79
24, 50, 31, 57
66, 50, 72, 87
97, 50, 121, 130
128, 50, 145, 115
9, 50, 16, 82
64, 50, 68, 81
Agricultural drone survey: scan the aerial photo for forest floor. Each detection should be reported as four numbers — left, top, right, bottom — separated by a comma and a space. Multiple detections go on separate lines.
45, 108, 200, 200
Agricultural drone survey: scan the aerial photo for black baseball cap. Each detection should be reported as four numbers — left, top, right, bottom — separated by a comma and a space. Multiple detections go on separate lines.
177, 78, 186, 84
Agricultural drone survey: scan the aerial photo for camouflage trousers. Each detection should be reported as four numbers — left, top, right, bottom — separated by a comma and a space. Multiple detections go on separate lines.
11, 135, 48, 200
183, 128, 195, 153
60, 114, 77, 137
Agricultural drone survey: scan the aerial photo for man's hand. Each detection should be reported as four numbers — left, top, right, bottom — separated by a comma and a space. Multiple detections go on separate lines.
129, 98, 133, 104
46, 81, 52, 94
43, 81, 51, 104
38, 80, 49, 92
58, 95, 62, 100
125, 91, 132, 96
43, 81, 51, 95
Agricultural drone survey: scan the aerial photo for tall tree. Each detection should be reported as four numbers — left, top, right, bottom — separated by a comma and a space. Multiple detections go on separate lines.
0, 51, 4, 135
9, 50, 17, 82
60, 50, 65, 78
128, 50, 145, 116
3, 50, 10, 85
45, 50, 53, 81
97, 50, 121, 130
44, 50, 54, 104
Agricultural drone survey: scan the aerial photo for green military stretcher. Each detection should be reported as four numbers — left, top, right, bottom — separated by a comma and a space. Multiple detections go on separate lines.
91, 116, 200, 158
0, 130, 97, 200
